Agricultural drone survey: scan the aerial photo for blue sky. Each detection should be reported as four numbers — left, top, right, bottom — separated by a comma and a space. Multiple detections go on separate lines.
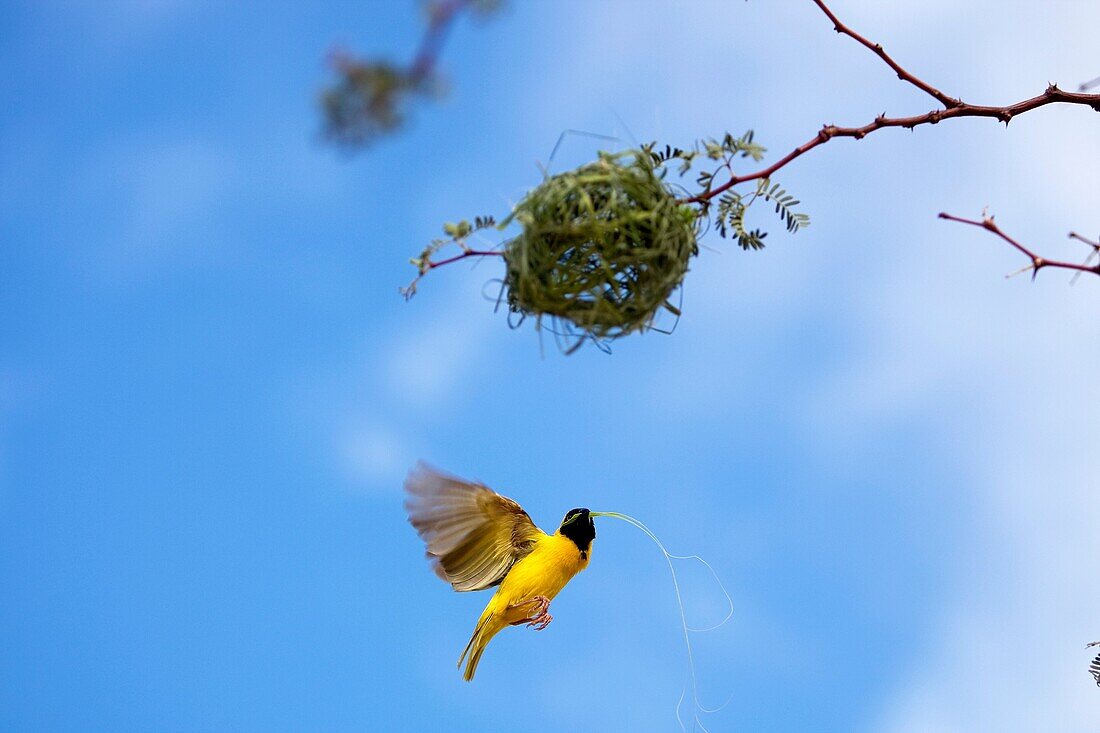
2, 1, 1098, 730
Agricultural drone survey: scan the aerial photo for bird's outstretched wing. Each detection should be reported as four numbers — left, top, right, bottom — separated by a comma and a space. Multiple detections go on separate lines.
404, 463, 543, 592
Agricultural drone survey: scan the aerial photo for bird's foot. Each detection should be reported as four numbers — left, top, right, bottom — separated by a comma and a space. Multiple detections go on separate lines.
527, 610, 553, 631
511, 595, 552, 631
528, 607, 554, 629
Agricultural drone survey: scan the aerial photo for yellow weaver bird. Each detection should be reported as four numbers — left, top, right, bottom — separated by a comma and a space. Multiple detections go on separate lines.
404, 463, 596, 681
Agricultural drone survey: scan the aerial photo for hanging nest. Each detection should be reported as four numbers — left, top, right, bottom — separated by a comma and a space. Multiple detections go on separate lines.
501, 151, 699, 343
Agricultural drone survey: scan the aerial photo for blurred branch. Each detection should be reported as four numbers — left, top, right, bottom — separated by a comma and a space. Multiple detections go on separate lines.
321, 0, 501, 147
688, 0, 1100, 205
1089, 642, 1100, 687
1080, 75, 1100, 92
407, 0, 478, 83
937, 213, 1100, 280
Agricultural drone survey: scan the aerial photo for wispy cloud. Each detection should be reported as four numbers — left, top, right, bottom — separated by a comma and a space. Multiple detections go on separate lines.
810, 186, 1100, 732
63, 138, 240, 278
117, 141, 238, 259
335, 420, 412, 489
300, 267, 502, 493
41, 0, 200, 51
525, 1, 1100, 728
384, 293, 496, 410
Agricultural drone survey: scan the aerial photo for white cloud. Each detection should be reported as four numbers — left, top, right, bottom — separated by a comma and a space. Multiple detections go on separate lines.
836, 276, 1100, 731
383, 267, 501, 409
806, 151, 1100, 733
64, 138, 240, 278
335, 420, 411, 489
117, 141, 238, 257
523, 1, 1100, 728
44, 0, 199, 50
792, 5, 1100, 726
308, 271, 502, 492
385, 306, 488, 409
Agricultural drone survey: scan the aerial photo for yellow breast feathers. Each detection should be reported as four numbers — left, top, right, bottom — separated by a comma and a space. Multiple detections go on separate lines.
496, 531, 591, 606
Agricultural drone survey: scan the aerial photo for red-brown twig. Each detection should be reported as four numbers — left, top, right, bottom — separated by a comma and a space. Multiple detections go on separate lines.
423, 248, 503, 270
937, 213, 1100, 280
810, 0, 960, 108
416, 0, 1100, 289
401, 248, 504, 299
687, 0, 1100, 205
1069, 232, 1100, 251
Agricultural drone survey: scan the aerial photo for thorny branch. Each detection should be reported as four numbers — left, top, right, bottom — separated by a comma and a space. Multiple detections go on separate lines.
937, 213, 1100, 280
415, 0, 1100, 284
811, 0, 961, 108
401, 245, 504, 300
680, 0, 1100, 279
688, 0, 1100, 207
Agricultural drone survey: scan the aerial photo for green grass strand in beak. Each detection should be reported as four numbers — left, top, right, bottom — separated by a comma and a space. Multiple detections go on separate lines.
588, 510, 735, 731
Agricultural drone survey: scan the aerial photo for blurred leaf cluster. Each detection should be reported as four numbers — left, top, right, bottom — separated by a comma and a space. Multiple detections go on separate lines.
321, 57, 438, 147
321, 0, 504, 147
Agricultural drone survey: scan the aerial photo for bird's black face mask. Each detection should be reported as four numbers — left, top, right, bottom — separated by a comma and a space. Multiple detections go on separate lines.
559, 508, 595, 554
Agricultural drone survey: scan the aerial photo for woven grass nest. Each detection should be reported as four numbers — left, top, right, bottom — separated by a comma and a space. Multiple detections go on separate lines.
502, 151, 699, 342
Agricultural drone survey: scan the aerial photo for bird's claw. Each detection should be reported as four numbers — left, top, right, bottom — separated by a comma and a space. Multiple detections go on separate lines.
527, 612, 553, 631
523, 595, 552, 631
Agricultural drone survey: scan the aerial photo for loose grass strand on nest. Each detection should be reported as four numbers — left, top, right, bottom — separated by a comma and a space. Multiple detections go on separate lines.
501, 150, 699, 341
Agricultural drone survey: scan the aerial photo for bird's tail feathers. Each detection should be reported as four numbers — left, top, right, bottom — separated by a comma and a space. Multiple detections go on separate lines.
459, 611, 498, 682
